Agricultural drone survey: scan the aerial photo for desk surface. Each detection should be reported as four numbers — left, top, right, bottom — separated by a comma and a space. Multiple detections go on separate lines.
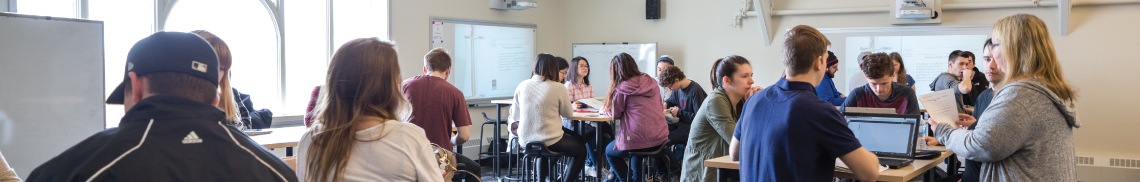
704, 146, 954, 182
571, 112, 612, 122
491, 99, 514, 104
251, 126, 307, 149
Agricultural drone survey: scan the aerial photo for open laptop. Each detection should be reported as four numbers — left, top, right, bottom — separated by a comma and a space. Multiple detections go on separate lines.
843, 112, 921, 169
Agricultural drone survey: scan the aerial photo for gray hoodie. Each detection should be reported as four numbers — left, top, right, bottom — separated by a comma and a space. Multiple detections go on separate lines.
934, 79, 1080, 182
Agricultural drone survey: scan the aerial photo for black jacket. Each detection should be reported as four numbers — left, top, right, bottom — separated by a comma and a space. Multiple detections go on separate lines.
963, 67, 990, 106
234, 88, 273, 129
27, 95, 297, 182
664, 80, 708, 144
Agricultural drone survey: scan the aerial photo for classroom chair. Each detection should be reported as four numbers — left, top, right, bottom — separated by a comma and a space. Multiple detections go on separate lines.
522, 141, 567, 182
627, 139, 674, 182
479, 112, 511, 159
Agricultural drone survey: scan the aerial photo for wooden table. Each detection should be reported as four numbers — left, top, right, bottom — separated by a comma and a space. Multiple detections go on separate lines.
704, 146, 955, 182
250, 126, 308, 157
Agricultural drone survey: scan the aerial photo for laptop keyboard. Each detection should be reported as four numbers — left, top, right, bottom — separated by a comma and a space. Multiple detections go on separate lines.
879, 157, 912, 167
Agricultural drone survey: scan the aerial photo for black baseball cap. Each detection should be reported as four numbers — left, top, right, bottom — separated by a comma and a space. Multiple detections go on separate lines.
106, 32, 220, 104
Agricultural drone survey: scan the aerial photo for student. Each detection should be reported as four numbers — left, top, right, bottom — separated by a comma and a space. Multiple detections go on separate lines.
657, 56, 676, 102
657, 65, 706, 167
402, 47, 480, 179
929, 50, 973, 114
961, 51, 991, 107
729, 25, 879, 182
659, 65, 707, 141
815, 51, 846, 106
847, 51, 873, 91
679, 55, 762, 182
566, 56, 595, 105
931, 14, 1080, 182
839, 52, 920, 115
304, 85, 320, 126
889, 52, 916, 90
0, 150, 18, 182
936, 39, 1005, 182
510, 54, 586, 182
191, 30, 273, 129
656, 55, 675, 77
27, 32, 296, 181
297, 38, 443, 182
603, 53, 670, 182
564, 56, 614, 173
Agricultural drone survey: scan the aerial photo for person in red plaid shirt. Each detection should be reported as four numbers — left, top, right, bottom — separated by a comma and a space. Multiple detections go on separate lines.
565, 56, 595, 106
563, 56, 615, 175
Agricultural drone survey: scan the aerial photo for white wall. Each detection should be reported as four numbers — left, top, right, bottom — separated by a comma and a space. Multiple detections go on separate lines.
559, 0, 1140, 158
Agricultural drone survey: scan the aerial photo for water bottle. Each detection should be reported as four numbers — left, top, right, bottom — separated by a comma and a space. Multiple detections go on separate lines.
917, 121, 928, 150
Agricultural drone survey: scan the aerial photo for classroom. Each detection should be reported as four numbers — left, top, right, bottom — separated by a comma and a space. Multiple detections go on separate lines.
1, 0, 1138, 181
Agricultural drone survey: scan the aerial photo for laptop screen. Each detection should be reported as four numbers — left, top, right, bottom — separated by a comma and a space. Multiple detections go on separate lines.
844, 113, 919, 157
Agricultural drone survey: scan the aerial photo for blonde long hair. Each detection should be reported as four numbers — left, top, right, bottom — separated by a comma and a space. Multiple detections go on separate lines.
993, 14, 1077, 101
191, 30, 242, 126
305, 38, 411, 182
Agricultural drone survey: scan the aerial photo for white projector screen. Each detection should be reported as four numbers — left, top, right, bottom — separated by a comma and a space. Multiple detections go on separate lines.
430, 17, 536, 104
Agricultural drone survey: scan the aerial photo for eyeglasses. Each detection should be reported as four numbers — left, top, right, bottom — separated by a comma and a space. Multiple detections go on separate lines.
988, 43, 1001, 47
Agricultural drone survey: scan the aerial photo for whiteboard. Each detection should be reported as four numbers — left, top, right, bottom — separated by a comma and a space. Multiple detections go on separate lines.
0, 13, 105, 177
820, 26, 990, 108
430, 17, 536, 104
571, 43, 658, 97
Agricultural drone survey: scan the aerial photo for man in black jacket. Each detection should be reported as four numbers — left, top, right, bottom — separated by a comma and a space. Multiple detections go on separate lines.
27, 32, 296, 182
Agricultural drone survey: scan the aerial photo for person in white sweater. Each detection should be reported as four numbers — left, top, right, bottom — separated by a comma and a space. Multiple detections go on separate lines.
510, 54, 586, 182
296, 38, 443, 182
0, 150, 20, 182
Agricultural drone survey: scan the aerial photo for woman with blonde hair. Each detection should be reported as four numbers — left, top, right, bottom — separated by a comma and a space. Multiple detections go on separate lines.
930, 14, 1079, 181
191, 30, 273, 129
296, 38, 443, 182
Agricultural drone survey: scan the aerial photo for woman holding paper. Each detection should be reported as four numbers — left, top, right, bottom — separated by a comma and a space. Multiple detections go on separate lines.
929, 14, 1079, 182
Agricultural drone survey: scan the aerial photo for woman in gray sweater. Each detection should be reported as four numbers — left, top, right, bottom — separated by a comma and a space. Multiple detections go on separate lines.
930, 14, 1080, 182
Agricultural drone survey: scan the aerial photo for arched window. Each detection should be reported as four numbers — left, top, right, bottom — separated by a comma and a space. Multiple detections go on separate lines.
164, 0, 282, 112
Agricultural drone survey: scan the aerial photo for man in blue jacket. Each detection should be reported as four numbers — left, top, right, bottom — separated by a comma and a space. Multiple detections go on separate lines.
27, 32, 296, 182
815, 51, 846, 106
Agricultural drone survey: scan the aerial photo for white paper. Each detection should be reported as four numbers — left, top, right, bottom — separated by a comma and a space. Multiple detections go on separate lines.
431, 21, 443, 43
835, 158, 889, 173
918, 89, 960, 129
578, 98, 605, 109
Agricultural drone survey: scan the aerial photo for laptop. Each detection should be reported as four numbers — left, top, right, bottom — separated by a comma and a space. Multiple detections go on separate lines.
845, 107, 896, 114
843, 112, 922, 169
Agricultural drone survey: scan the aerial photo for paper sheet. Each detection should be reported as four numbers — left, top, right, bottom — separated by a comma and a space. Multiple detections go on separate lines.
578, 98, 605, 109
918, 90, 960, 129
835, 158, 889, 173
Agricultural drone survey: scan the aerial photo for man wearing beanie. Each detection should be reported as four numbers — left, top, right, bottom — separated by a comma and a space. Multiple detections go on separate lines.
27, 32, 297, 182
815, 51, 846, 106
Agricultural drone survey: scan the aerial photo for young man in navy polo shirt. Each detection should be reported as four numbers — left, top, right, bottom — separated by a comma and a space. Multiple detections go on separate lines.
729, 25, 880, 182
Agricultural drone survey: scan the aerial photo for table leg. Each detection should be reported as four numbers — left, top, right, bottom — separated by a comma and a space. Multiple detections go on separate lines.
948, 154, 960, 175
495, 103, 503, 178
286, 147, 293, 157
717, 168, 727, 182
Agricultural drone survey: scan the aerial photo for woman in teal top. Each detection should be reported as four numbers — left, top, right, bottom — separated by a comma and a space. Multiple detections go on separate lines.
679, 55, 763, 182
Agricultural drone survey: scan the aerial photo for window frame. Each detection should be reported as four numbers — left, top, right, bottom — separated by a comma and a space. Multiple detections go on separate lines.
58, 0, 391, 125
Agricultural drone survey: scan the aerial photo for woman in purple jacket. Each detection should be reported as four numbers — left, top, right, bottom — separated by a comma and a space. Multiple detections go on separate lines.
602, 53, 670, 182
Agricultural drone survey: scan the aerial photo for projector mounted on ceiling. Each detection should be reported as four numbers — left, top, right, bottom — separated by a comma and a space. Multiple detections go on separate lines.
491, 0, 538, 10
897, 0, 937, 19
